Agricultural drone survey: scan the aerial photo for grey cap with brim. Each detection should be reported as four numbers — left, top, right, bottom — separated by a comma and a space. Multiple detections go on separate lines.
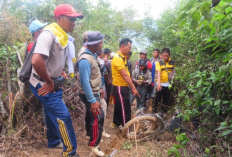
140, 49, 147, 54
84, 31, 104, 46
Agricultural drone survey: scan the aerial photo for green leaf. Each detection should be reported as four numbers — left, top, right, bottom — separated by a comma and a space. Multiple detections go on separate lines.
197, 79, 202, 88
222, 130, 232, 136
211, 49, 225, 58
220, 121, 227, 126
177, 13, 188, 22
210, 27, 216, 36
223, 58, 231, 62
192, 11, 201, 21
225, 75, 232, 84
205, 148, 210, 154
191, 19, 198, 31
214, 99, 221, 106
11, 78, 18, 81
201, 43, 218, 50
179, 20, 186, 27
215, 106, 220, 115
167, 147, 181, 157
216, 126, 228, 130
173, 144, 182, 149
230, 79, 232, 90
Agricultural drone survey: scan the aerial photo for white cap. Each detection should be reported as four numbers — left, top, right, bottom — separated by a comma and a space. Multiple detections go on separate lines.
110, 52, 116, 58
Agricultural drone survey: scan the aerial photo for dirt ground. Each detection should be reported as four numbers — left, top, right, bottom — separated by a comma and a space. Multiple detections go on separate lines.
3, 103, 178, 157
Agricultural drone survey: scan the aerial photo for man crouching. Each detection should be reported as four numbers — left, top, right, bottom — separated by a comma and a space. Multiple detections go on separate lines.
75, 31, 105, 156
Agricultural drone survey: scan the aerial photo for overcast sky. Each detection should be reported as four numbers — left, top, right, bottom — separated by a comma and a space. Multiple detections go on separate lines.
92, 0, 178, 20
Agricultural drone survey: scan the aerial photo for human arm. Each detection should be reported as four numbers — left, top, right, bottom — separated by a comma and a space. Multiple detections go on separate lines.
31, 53, 54, 96
132, 69, 140, 85
169, 68, 176, 80
155, 62, 162, 91
119, 69, 139, 96
31, 32, 55, 96
132, 69, 137, 83
78, 59, 97, 104
146, 70, 152, 85
78, 59, 101, 114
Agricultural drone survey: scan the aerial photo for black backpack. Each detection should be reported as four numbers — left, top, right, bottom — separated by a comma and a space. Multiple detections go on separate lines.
19, 40, 37, 83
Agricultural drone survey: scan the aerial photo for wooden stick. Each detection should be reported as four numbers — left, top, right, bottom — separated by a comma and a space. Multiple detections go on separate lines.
134, 123, 138, 157
16, 50, 23, 67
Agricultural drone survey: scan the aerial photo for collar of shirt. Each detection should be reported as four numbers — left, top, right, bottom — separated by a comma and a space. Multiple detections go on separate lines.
85, 49, 97, 59
117, 51, 125, 58
164, 58, 171, 64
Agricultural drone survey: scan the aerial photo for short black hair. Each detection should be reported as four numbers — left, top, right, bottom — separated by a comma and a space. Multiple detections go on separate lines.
127, 51, 132, 56
83, 39, 87, 43
103, 48, 111, 55
153, 49, 160, 53
119, 38, 132, 48
162, 48, 170, 55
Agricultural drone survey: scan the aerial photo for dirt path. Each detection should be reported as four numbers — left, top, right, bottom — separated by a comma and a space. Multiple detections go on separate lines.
8, 104, 177, 157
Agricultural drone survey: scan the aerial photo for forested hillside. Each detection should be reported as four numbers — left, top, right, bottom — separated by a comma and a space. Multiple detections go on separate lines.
147, 0, 232, 156
0, 0, 232, 156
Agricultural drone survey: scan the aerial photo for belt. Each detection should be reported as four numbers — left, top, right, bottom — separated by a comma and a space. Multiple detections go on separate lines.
33, 73, 57, 82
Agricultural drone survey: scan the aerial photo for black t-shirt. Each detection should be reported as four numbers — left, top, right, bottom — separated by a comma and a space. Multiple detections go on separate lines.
127, 60, 132, 77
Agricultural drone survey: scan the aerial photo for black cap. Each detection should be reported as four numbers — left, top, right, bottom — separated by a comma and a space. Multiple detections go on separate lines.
138, 59, 147, 66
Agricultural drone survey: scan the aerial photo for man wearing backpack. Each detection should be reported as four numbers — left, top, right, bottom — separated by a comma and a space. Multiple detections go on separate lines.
18, 20, 47, 62
29, 4, 84, 157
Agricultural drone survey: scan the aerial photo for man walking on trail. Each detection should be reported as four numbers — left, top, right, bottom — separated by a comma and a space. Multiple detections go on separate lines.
76, 31, 105, 156
103, 48, 112, 106
153, 48, 175, 114
150, 49, 160, 64
111, 38, 139, 128
29, 4, 84, 157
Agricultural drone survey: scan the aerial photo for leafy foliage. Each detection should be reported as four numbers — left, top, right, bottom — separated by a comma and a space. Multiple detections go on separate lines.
146, 0, 232, 155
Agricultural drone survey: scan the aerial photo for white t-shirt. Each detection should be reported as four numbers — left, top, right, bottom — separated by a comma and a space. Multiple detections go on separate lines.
29, 31, 67, 87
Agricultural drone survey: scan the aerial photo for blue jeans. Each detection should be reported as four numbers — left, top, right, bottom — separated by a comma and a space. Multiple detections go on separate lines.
30, 83, 77, 157
136, 86, 147, 108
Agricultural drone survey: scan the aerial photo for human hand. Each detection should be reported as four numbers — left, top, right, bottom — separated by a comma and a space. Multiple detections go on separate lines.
108, 79, 112, 85
136, 80, 141, 85
61, 71, 68, 79
156, 84, 162, 92
38, 82, 54, 96
100, 89, 104, 99
90, 101, 101, 115
131, 88, 140, 97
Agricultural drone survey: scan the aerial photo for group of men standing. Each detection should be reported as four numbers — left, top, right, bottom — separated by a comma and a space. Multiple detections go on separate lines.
20, 3, 175, 157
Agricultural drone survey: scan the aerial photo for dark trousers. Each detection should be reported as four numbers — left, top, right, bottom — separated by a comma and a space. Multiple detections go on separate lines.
104, 80, 112, 106
136, 86, 147, 108
153, 86, 170, 113
30, 83, 77, 156
79, 94, 104, 147
113, 86, 131, 126
147, 84, 153, 98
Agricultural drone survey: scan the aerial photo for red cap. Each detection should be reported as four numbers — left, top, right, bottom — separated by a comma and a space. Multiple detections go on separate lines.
54, 4, 84, 18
